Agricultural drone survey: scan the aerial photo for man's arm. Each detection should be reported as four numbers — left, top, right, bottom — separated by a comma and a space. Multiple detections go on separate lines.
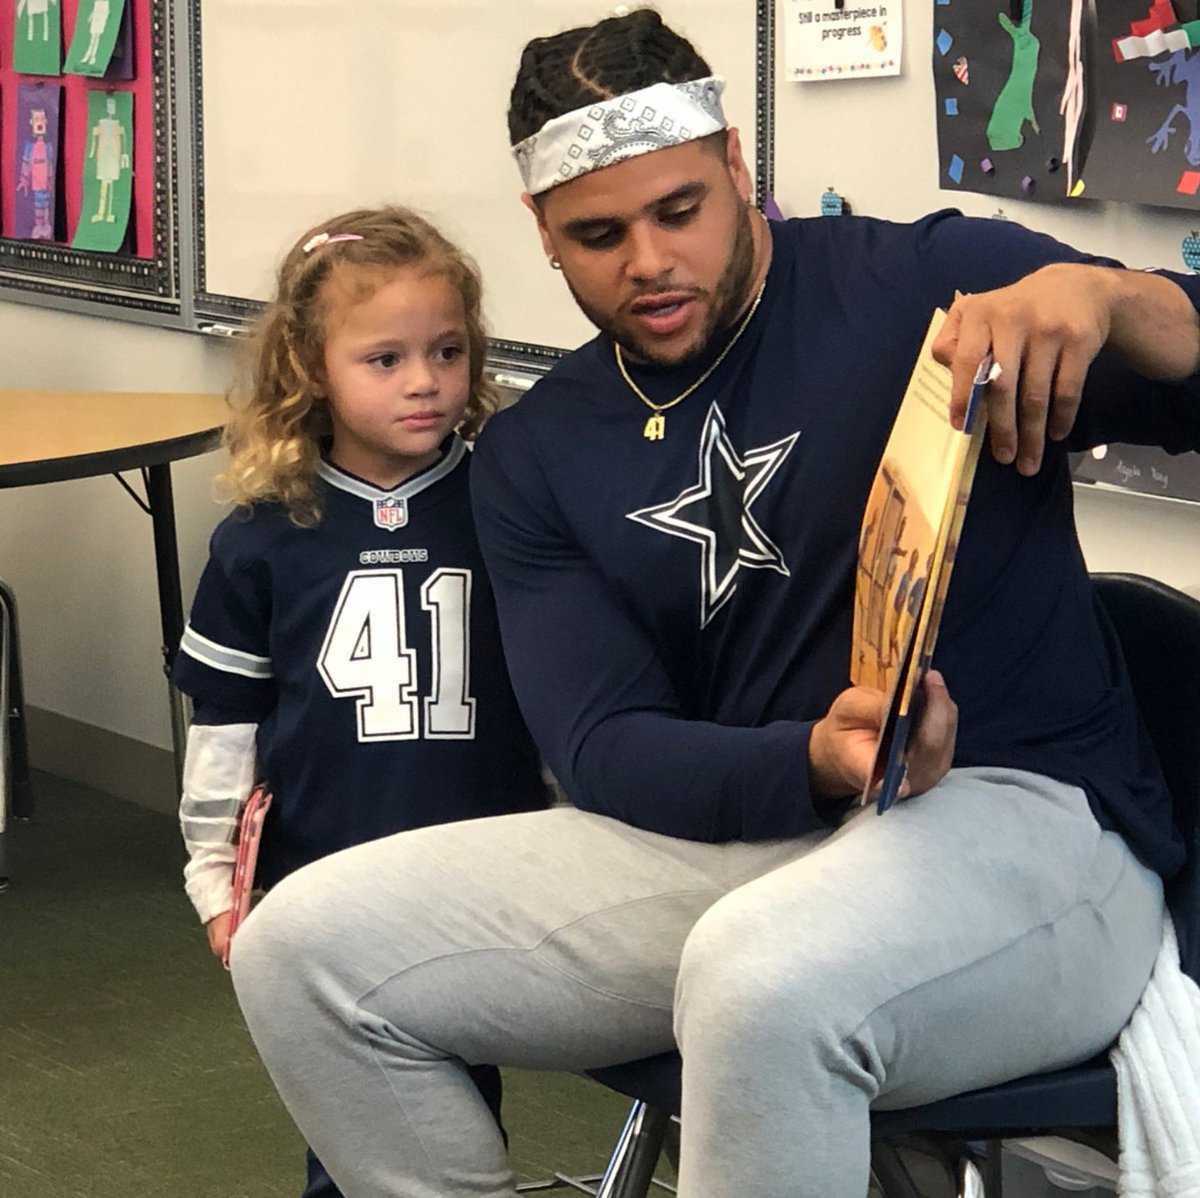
937, 263, 1200, 474
919, 213, 1200, 474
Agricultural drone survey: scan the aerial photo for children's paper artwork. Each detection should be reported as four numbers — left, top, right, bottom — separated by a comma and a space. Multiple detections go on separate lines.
64, 0, 128, 77
72, 90, 134, 252
14, 83, 63, 241
1083, 1, 1200, 207
1072, 443, 1200, 502
784, 0, 903, 81
934, 0, 1085, 201
13, 0, 63, 75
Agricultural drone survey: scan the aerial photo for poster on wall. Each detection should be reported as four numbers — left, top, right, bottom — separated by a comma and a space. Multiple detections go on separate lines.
1072, 444, 1200, 502
13, 0, 63, 75
65, 0, 128, 77
14, 82, 63, 241
1080, 0, 1200, 206
71, 89, 133, 252
933, 0, 1086, 202
784, 0, 903, 80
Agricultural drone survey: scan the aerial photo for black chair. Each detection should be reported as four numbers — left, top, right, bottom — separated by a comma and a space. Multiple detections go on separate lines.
585, 573, 1200, 1198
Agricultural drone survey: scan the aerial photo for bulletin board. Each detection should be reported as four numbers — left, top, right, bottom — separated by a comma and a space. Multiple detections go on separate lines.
0, 0, 178, 310
187, 0, 772, 365
771, 0, 1200, 504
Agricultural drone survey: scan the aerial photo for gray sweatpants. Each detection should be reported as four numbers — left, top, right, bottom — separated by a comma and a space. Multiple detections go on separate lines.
230, 767, 1163, 1198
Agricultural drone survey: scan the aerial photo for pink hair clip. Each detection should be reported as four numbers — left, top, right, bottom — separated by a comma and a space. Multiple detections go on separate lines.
301, 231, 364, 254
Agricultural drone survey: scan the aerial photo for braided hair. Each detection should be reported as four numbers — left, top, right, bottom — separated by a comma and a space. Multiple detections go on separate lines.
507, 8, 712, 145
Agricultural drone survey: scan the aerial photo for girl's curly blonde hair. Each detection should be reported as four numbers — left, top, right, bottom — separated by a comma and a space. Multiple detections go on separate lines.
218, 206, 499, 526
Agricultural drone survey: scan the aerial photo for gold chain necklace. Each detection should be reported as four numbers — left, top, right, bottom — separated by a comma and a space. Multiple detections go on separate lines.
615, 280, 767, 441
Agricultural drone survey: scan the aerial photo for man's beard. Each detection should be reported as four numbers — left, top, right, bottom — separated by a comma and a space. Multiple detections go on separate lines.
565, 202, 758, 369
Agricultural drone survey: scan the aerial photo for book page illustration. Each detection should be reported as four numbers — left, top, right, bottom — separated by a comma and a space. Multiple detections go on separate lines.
852, 309, 994, 811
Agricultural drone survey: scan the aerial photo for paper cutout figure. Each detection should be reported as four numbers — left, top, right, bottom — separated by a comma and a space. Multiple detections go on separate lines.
72, 90, 134, 252
1147, 50, 1200, 164
1134, 0, 1179, 35
1059, 0, 1085, 189
1181, 229, 1200, 268
1085, 2, 1200, 207
65, 0, 127, 77
934, 1, 1079, 202
820, 186, 848, 215
13, 0, 62, 75
988, 1, 1042, 150
15, 84, 63, 241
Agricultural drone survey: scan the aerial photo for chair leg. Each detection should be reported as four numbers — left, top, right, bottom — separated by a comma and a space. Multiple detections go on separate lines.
0, 581, 12, 891
959, 1155, 988, 1198
0, 579, 31, 822
870, 1141, 926, 1198
872, 1137, 991, 1198
595, 1101, 670, 1198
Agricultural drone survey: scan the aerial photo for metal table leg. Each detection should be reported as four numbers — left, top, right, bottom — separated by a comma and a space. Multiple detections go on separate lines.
144, 463, 188, 795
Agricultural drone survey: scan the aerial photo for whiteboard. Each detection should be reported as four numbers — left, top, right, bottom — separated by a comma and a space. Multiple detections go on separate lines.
193, 0, 766, 356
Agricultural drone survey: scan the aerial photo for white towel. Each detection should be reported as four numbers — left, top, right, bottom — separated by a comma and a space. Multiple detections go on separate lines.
1111, 915, 1200, 1198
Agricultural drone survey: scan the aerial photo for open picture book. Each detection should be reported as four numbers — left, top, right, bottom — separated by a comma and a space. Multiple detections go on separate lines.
851, 308, 997, 813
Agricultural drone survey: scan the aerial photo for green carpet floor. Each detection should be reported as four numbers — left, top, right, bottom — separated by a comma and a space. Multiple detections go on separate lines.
0, 772, 648, 1197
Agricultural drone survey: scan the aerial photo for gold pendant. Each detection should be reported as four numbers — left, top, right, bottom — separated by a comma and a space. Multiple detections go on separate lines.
644, 412, 666, 441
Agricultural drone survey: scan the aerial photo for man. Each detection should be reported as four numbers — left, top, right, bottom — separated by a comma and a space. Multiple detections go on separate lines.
231, 12, 1200, 1198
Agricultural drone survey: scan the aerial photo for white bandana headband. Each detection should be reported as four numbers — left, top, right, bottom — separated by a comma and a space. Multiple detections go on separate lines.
512, 76, 728, 196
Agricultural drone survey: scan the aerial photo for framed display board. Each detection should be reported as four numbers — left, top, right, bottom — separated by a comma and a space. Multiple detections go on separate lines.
0, 0, 179, 311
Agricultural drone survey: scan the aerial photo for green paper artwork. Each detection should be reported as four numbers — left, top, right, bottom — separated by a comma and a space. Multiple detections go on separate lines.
987, 0, 1042, 152
72, 90, 134, 253
64, 0, 127, 77
13, 0, 63, 76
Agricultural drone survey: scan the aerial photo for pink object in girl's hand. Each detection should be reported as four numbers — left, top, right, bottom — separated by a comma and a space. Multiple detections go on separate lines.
223, 784, 273, 969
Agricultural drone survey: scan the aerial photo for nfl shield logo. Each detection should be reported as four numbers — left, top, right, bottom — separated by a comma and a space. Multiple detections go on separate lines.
373, 496, 409, 531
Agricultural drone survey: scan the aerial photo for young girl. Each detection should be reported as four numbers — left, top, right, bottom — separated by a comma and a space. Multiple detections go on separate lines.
172, 206, 548, 1198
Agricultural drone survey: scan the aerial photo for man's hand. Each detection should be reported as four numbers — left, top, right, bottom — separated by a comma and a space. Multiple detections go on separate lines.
809, 671, 958, 803
809, 685, 890, 800
934, 263, 1200, 477
206, 910, 233, 961
934, 264, 1109, 476
902, 671, 958, 797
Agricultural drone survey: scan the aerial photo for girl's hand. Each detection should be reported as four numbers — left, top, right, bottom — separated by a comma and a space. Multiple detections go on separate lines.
206, 910, 234, 961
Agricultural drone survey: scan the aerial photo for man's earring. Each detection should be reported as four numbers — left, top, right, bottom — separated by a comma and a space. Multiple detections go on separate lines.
549, 256, 562, 270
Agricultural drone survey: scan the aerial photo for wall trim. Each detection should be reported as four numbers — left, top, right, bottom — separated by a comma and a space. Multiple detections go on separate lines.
27, 706, 177, 816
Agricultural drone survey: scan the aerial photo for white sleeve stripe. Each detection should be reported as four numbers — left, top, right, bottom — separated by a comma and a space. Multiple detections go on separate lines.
182, 820, 239, 845
180, 797, 243, 820
180, 624, 274, 679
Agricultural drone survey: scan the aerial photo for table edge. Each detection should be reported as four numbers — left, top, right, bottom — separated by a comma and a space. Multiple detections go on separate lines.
0, 426, 224, 489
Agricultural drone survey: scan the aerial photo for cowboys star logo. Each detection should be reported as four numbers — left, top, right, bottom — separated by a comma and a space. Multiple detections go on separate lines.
627, 403, 799, 627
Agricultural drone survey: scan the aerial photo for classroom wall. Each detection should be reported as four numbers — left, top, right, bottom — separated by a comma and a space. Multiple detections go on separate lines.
0, 300, 236, 773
